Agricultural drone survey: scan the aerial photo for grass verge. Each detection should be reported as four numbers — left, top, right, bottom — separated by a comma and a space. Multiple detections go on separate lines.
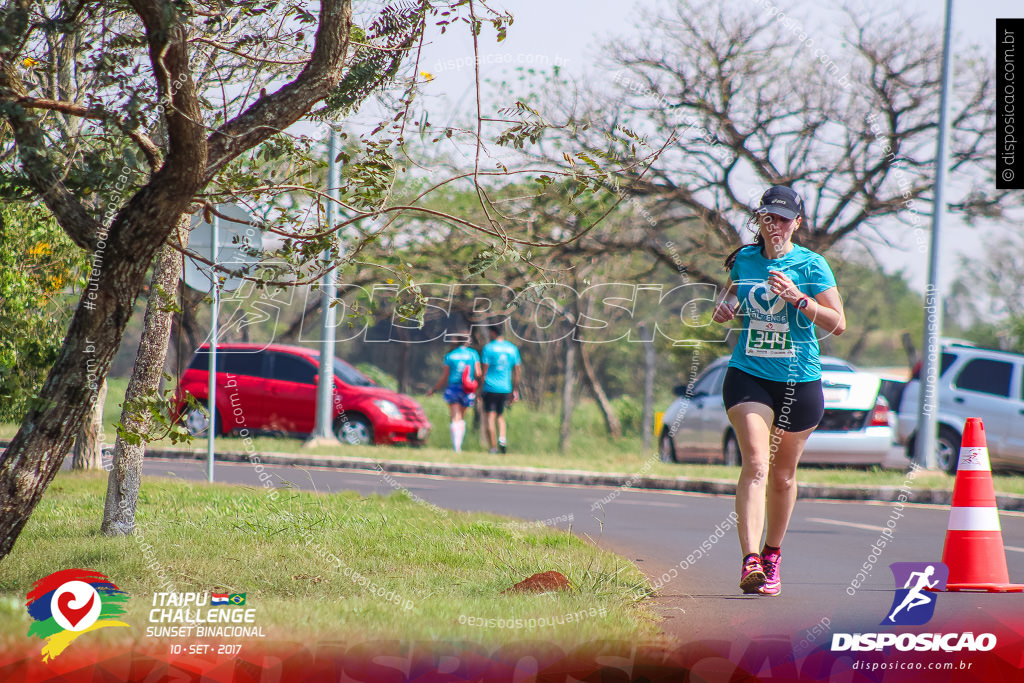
0, 473, 660, 651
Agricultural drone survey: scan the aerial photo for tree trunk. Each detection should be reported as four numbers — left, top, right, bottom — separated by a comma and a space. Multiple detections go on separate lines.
168, 284, 201, 377
71, 378, 108, 470
533, 327, 553, 408
579, 342, 622, 439
397, 331, 410, 395
0, 126, 208, 561
844, 323, 877, 365
559, 339, 577, 453
102, 217, 189, 536
0, 221, 196, 560
476, 401, 488, 449
902, 331, 919, 370
641, 325, 655, 450
0, 0, 355, 564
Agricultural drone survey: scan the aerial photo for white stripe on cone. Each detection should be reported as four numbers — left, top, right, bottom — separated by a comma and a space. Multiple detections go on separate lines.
947, 506, 1002, 531
957, 446, 991, 471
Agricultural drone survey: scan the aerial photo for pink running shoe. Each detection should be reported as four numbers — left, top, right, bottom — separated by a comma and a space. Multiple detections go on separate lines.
740, 553, 766, 594
759, 547, 782, 596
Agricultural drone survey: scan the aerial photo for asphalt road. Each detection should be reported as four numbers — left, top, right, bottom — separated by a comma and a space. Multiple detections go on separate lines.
143, 457, 1024, 644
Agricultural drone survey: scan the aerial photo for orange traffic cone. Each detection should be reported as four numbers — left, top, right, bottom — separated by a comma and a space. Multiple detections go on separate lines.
940, 418, 1024, 592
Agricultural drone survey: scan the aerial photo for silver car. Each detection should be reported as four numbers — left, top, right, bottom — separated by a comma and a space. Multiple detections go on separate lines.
897, 343, 1024, 473
659, 356, 895, 466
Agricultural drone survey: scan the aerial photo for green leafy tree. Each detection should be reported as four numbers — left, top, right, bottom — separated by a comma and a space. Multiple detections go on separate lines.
0, 203, 85, 421
0, 0, 652, 561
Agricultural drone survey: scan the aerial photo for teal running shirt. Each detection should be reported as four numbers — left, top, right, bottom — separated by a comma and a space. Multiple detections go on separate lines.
481, 339, 522, 393
728, 244, 837, 382
443, 346, 480, 388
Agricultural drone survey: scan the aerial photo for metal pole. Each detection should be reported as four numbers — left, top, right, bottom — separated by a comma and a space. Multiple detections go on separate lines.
916, 0, 954, 470
311, 128, 340, 441
207, 212, 219, 482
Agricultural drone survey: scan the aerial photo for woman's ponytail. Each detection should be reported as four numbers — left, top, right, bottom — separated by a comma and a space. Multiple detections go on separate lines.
723, 214, 763, 271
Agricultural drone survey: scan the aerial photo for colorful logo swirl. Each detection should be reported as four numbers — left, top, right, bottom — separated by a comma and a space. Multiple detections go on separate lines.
25, 569, 130, 661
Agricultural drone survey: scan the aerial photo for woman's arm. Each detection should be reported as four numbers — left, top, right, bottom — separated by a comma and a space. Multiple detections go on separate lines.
712, 279, 739, 323
804, 287, 846, 335
768, 269, 845, 335
426, 366, 450, 396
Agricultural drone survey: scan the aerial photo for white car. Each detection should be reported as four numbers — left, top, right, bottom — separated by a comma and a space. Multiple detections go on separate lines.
897, 342, 1024, 473
659, 356, 895, 467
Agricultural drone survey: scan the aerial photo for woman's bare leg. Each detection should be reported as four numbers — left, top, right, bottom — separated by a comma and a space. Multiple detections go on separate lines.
449, 403, 467, 451
728, 402, 775, 556
764, 426, 814, 547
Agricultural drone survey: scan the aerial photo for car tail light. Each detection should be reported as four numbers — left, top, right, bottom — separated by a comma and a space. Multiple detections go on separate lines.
869, 396, 890, 427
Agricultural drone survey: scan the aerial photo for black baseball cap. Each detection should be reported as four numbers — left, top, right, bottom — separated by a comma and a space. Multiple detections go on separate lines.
756, 186, 803, 220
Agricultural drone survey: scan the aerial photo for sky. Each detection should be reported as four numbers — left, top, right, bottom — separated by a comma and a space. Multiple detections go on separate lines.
357, 0, 1017, 294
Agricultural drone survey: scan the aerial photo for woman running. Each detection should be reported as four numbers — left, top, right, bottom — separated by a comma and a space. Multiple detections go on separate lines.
712, 185, 846, 596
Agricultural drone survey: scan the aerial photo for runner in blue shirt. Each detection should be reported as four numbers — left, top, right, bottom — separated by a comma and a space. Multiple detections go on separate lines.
712, 185, 846, 597
427, 331, 481, 452
480, 324, 522, 454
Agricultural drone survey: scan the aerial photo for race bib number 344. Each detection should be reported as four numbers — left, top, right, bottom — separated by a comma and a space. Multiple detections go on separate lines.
746, 319, 795, 358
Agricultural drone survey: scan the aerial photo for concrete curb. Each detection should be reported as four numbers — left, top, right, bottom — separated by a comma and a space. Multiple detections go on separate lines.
140, 446, 1024, 513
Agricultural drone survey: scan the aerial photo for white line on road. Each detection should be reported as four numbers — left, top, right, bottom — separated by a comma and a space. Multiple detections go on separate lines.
809, 519, 1024, 552
599, 499, 687, 509
807, 517, 886, 532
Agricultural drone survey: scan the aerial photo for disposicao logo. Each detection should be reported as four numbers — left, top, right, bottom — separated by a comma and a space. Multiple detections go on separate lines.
26, 569, 130, 661
884, 562, 948, 626
831, 562, 996, 653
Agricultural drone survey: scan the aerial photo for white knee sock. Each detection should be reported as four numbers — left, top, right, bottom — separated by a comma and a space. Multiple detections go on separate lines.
450, 420, 466, 452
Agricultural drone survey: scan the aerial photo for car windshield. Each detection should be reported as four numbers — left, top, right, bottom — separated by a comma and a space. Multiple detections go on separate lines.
332, 358, 373, 386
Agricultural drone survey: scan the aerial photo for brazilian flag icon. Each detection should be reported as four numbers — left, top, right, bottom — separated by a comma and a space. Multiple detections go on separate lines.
228, 593, 246, 606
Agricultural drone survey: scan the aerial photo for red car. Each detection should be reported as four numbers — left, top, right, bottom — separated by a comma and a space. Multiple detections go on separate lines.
176, 343, 430, 446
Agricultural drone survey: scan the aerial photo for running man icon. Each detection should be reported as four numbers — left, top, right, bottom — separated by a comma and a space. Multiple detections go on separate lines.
888, 566, 939, 622
883, 562, 949, 626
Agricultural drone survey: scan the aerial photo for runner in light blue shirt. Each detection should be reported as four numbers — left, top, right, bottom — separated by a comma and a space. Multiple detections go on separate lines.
427, 332, 481, 452
712, 185, 846, 598
480, 324, 522, 454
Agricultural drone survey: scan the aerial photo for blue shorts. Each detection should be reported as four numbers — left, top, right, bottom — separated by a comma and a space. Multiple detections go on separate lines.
443, 386, 476, 407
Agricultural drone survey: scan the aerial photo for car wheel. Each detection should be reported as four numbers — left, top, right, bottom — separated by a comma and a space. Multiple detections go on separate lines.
659, 428, 677, 463
906, 427, 962, 473
183, 401, 220, 437
336, 416, 374, 446
723, 431, 741, 467
937, 426, 962, 474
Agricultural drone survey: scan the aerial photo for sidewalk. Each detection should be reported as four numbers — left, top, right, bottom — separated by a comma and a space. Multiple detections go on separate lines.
142, 446, 1024, 512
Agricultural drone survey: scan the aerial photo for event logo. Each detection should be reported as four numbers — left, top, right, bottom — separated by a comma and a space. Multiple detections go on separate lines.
884, 562, 948, 626
26, 569, 130, 662
147, 591, 264, 640
747, 282, 786, 316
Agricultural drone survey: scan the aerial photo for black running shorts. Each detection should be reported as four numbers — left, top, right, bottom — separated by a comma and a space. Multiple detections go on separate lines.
481, 391, 512, 415
721, 366, 824, 432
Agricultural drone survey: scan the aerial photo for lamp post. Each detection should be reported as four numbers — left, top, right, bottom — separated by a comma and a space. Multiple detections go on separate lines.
310, 128, 341, 444
916, 0, 954, 470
